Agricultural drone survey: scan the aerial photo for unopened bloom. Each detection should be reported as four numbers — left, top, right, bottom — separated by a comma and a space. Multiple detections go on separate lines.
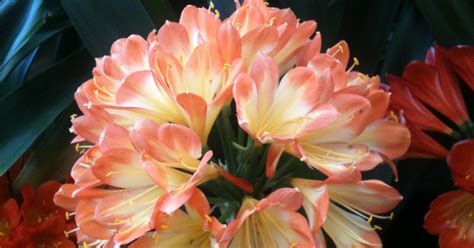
292, 177, 402, 247
218, 188, 314, 247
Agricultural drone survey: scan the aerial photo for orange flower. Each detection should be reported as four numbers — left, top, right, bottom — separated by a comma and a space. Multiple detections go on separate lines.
424, 191, 474, 248
55, 122, 249, 245
218, 188, 314, 247
228, 0, 317, 73
234, 52, 410, 179
292, 177, 402, 247
130, 190, 223, 247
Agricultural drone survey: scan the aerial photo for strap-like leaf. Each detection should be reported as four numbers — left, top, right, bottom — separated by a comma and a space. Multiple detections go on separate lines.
0, 49, 93, 174
61, 0, 158, 57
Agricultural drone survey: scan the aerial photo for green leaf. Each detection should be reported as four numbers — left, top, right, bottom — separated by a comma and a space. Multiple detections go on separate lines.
13, 104, 80, 191
415, 0, 474, 46
380, 0, 433, 76
0, 0, 63, 65
0, 49, 93, 174
0, 49, 39, 100
272, 0, 404, 74
60, 0, 157, 57
140, 0, 178, 26
0, 19, 72, 82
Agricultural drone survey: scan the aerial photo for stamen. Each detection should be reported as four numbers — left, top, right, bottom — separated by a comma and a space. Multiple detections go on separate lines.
330, 45, 344, 57
208, 1, 215, 11
75, 143, 92, 154
64, 227, 80, 238
83, 241, 88, 248
204, 215, 213, 222
106, 171, 115, 177
65, 211, 76, 220
215, 9, 220, 19
70, 114, 77, 120
347, 57, 359, 71
389, 111, 399, 123
160, 224, 169, 229
373, 225, 382, 231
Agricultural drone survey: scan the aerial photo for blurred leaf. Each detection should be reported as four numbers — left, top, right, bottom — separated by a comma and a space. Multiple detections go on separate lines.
272, 0, 404, 74
13, 104, 80, 191
140, 0, 178, 26
0, 19, 71, 82
415, 0, 474, 46
0, 48, 39, 100
0, 0, 63, 65
61, 0, 157, 57
0, 49, 93, 175
380, 0, 433, 76
272, 0, 347, 47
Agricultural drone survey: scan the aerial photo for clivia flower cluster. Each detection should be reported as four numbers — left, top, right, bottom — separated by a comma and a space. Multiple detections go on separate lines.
0, 181, 74, 248
388, 45, 474, 247
54, 1, 411, 247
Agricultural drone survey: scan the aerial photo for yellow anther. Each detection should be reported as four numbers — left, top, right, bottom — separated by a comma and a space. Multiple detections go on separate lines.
373, 225, 383, 231
389, 111, 399, 123
215, 9, 220, 19
290, 243, 297, 248
64, 230, 69, 238
204, 215, 213, 222
208, 1, 215, 11
161, 224, 169, 229
267, 17, 277, 26
348, 57, 360, 71
353, 57, 359, 66
367, 215, 373, 223
389, 212, 394, 220
65, 212, 69, 220
83, 241, 88, 248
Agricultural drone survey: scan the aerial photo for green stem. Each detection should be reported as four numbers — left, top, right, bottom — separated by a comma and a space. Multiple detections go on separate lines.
219, 201, 238, 223
216, 106, 238, 173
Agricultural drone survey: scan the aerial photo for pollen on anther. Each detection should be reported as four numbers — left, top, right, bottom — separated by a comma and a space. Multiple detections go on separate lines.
373, 225, 382, 231
204, 215, 213, 222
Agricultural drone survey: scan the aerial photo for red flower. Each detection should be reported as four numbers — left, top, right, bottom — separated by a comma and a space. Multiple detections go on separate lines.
388, 45, 473, 159
448, 139, 474, 193
448, 46, 474, 90
0, 199, 27, 248
424, 191, 474, 248
21, 181, 75, 248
